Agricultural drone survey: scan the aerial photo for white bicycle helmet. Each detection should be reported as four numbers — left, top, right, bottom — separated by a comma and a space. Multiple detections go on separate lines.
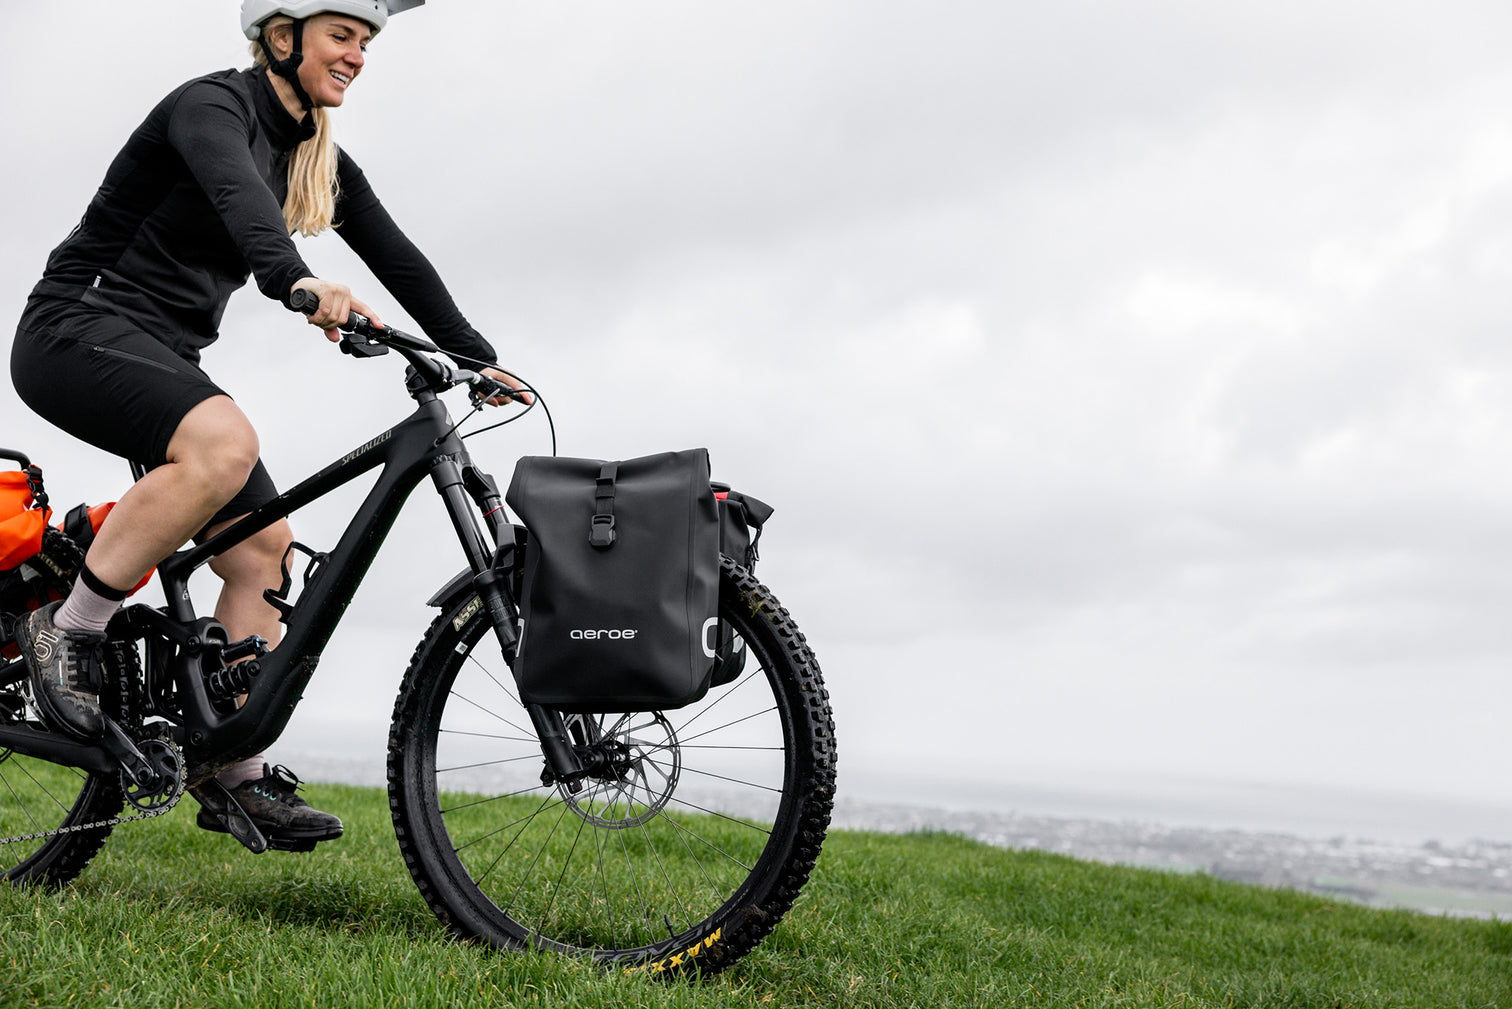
240, 0, 425, 40
243, 0, 423, 110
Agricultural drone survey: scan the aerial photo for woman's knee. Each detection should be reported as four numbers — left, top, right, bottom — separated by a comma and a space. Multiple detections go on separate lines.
166, 397, 261, 491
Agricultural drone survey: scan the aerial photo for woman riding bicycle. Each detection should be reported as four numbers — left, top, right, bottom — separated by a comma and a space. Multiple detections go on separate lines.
8, 0, 526, 848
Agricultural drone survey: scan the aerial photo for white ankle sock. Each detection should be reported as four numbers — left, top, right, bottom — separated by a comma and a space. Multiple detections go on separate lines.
217, 756, 268, 789
54, 572, 125, 634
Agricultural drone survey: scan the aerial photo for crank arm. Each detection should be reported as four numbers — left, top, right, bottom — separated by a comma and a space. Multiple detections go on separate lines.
98, 715, 156, 787
192, 779, 269, 854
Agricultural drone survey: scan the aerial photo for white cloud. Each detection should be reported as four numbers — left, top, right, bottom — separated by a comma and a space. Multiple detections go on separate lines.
5, 1, 1512, 835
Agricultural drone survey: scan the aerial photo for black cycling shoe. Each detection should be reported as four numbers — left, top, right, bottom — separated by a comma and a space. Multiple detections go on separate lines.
14, 601, 105, 740
195, 763, 343, 850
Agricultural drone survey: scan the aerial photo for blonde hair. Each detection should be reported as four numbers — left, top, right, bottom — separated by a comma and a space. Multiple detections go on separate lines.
251, 16, 339, 237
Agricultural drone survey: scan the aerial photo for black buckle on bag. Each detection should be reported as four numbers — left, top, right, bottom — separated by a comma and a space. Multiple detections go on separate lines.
590, 462, 618, 549
23, 465, 47, 512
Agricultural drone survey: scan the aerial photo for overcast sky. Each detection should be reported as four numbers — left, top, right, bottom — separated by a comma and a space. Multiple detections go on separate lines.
5, 2, 1512, 840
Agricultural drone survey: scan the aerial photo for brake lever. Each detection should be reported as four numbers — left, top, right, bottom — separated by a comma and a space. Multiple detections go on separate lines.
339, 332, 389, 358
289, 290, 388, 357
467, 375, 520, 407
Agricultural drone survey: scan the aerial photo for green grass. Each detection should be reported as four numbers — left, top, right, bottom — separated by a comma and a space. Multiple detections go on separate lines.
0, 781, 1508, 1008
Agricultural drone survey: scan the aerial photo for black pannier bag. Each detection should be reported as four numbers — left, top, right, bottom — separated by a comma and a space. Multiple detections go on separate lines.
708, 484, 774, 687
505, 448, 721, 712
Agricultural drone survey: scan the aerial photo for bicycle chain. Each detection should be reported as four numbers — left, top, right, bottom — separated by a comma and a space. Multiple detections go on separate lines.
0, 647, 188, 849
0, 534, 190, 849
0, 735, 187, 848
0, 780, 183, 848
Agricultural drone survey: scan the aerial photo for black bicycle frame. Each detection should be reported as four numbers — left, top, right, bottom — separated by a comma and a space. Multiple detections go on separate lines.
0, 366, 580, 781
167, 391, 491, 760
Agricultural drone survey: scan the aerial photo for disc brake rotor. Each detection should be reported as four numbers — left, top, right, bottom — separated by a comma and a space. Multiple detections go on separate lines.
559, 712, 681, 829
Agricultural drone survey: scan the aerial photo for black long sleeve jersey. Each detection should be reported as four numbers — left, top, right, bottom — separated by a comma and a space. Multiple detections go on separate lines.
30, 67, 496, 366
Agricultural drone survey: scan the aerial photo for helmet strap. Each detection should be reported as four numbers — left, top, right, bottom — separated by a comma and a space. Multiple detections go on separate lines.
257, 17, 315, 113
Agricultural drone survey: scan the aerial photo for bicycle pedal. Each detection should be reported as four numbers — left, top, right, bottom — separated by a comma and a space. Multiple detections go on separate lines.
192, 780, 269, 854
265, 835, 322, 854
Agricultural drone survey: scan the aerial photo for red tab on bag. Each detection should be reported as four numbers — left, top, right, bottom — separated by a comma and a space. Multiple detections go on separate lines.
75, 503, 151, 594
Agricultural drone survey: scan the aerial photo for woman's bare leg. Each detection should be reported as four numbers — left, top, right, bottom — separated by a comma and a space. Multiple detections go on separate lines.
22, 396, 259, 739
201, 516, 294, 786
84, 395, 260, 591
206, 516, 293, 651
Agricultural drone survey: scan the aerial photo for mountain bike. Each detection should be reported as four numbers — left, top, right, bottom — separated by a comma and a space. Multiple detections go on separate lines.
0, 300, 836, 975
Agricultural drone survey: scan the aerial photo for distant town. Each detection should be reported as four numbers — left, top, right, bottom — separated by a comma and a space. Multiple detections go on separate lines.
830, 800, 1512, 918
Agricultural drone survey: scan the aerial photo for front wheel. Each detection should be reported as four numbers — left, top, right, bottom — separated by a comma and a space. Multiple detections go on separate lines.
387, 557, 836, 975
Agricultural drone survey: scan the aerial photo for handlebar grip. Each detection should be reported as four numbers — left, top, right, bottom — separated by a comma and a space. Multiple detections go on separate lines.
289, 287, 363, 334
289, 288, 320, 315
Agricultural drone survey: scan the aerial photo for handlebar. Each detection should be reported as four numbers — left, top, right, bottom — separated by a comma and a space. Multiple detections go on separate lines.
288, 287, 441, 356
288, 287, 518, 405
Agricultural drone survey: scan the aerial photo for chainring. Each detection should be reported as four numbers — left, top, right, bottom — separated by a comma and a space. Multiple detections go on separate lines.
121, 730, 186, 812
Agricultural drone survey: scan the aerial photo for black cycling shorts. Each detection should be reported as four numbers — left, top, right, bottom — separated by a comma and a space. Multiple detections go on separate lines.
10, 297, 277, 530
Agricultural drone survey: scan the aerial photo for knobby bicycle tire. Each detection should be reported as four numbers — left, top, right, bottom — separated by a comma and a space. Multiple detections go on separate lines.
0, 534, 125, 886
387, 557, 836, 975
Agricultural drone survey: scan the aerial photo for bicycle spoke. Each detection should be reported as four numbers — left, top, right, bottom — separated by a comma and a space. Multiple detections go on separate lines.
465, 792, 561, 885
671, 668, 760, 737
667, 806, 726, 906
13, 758, 74, 816
499, 800, 572, 915
636, 816, 693, 938
679, 743, 784, 751
666, 706, 779, 749
539, 812, 591, 936
662, 793, 773, 838
435, 753, 542, 775
443, 783, 556, 818
465, 651, 522, 707
438, 728, 541, 745
0, 767, 44, 833
677, 764, 784, 794
594, 817, 617, 941
659, 811, 758, 873
448, 689, 536, 739
613, 818, 655, 945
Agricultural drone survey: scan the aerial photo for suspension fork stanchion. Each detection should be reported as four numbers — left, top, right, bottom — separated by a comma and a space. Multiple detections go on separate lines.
431, 455, 585, 783
461, 464, 510, 547
475, 564, 585, 785
430, 455, 492, 566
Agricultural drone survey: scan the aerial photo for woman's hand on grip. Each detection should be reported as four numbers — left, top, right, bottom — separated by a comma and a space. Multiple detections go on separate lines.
291, 278, 383, 342
480, 365, 533, 407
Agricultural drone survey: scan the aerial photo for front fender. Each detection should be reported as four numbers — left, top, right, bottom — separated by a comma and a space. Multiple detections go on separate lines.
429, 529, 526, 609
427, 568, 474, 608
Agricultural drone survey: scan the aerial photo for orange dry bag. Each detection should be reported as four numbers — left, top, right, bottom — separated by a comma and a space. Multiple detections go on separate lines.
0, 465, 50, 571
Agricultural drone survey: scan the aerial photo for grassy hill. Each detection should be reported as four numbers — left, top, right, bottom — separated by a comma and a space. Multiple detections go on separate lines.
1, 780, 1507, 1008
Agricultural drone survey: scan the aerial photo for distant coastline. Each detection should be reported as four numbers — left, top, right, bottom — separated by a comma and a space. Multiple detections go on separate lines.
827, 798, 1512, 919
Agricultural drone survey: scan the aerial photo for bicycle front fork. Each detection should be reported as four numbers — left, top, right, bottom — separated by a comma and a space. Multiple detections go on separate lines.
441, 459, 583, 786
471, 560, 586, 787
